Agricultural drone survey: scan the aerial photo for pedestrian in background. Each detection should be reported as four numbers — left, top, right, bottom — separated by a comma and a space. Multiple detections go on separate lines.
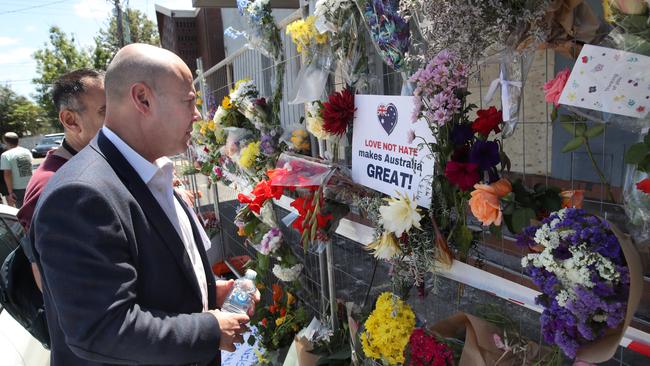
1, 132, 33, 208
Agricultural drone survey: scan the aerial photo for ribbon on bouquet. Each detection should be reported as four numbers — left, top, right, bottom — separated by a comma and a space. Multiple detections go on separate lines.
483, 69, 522, 122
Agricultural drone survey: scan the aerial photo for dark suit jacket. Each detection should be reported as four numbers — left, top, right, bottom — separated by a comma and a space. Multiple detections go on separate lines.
30, 130, 220, 365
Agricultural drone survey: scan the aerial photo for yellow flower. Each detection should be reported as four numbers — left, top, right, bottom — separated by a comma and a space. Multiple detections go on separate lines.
286, 292, 295, 305
207, 120, 215, 131
361, 292, 415, 364
256, 282, 266, 290
221, 96, 232, 109
286, 16, 327, 56
366, 232, 401, 260
275, 316, 286, 326
239, 141, 261, 169
290, 129, 310, 151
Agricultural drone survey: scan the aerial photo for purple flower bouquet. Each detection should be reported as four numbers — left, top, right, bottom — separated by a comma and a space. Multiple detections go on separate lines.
518, 208, 640, 361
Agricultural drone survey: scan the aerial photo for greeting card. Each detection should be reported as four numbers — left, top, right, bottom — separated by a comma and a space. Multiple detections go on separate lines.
558, 44, 650, 119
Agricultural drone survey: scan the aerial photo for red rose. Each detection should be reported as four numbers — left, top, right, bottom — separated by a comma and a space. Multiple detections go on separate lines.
444, 161, 480, 191
637, 178, 650, 194
472, 106, 502, 137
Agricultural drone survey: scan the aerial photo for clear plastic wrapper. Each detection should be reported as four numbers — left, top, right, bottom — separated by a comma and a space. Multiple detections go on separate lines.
481, 49, 535, 138
622, 164, 650, 243
288, 50, 334, 104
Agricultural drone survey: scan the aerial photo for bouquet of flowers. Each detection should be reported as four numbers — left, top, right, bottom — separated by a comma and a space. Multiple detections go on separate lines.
360, 292, 416, 365
250, 283, 308, 352
518, 208, 638, 360
315, 0, 370, 88
410, 50, 508, 262
268, 153, 350, 250
233, 0, 285, 124
403, 328, 454, 366
357, 0, 410, 72
604, 0, 650, 56
399, 0, 550, 65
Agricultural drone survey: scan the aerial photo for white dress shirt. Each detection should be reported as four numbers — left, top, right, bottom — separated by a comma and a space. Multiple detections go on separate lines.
102, 126, 210, 311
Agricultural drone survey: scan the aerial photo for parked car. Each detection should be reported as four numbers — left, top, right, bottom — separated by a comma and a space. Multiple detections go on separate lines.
0, 204, 50, 365
31, 133, 64, 158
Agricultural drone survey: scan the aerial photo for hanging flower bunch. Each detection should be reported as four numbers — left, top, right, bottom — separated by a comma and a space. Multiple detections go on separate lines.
404, 328, 454, 366
361, 0, 410, 71
322, 87, 356, 137
398, 0, 549, 64
361, 292, 416, 364
286, 16, 328, 57
315, 0, 369, 87
235, 0, 284, 126
250, 283, 308, 352
518, 208, 631, 359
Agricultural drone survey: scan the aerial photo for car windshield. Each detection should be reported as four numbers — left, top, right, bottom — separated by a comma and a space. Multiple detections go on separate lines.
40, 137, 62, 145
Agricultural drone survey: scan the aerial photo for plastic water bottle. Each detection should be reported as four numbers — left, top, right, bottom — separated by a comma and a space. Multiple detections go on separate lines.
221, 270, 257, 314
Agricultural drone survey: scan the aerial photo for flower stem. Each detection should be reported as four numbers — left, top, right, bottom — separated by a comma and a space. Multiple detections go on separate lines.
584, 138, 616, 203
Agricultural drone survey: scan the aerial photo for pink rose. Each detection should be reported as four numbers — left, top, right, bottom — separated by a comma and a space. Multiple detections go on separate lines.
543, 68, 570, 107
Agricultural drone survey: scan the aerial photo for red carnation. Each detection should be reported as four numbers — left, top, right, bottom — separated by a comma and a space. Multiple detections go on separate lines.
444, 161, 480, 191
472, 106, 502, 137
322, 87, 356, 137
637, 178, 650, 194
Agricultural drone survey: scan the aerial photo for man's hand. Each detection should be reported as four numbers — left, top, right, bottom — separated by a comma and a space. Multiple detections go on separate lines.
209, 310, 249, 352
216, 279, 260, 317
216, 279, 235, 309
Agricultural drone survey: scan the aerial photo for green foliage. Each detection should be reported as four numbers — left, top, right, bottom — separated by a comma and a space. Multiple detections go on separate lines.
93, 9, 160, 70
32, 10, 160, 127
625, 131, 650, 173
502, 179, 561, 234
32, 26, 93, 130
0, 85, 47, 136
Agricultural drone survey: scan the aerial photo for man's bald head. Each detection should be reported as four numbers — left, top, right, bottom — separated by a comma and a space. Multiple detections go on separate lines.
105, 43, 190, 102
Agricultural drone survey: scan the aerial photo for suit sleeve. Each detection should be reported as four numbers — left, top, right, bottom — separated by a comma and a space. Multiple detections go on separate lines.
32, 182, 221, 365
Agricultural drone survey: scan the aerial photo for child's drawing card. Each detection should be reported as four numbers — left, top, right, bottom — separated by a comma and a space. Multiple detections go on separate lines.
558, 44, 650, 119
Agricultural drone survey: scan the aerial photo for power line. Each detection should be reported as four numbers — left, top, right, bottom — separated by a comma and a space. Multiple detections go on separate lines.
0, 0, 69, 15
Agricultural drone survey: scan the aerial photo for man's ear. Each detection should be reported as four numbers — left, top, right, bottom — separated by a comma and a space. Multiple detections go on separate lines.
59, 109, 81, 133
131, 82, 152, 115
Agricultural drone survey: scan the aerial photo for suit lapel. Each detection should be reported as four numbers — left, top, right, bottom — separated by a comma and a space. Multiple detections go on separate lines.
94, 131, 204, 306
174, 191, 217, 309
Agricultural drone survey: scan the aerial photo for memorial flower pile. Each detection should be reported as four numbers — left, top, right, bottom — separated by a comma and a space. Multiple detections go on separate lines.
251, 284, 308, 351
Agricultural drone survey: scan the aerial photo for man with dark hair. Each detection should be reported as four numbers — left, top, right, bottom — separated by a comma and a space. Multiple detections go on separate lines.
17, 68, 105, 290
1, 132, 33, 208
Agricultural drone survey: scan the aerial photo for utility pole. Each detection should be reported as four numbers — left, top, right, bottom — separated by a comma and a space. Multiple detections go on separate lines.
112, 0, 125, 48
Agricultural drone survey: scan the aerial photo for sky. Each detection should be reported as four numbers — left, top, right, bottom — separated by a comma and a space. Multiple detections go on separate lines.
0, 0, 195, 99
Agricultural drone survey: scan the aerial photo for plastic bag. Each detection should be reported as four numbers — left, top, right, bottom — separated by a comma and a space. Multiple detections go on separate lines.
288, 50, 334, 104
481, 49, 535, 138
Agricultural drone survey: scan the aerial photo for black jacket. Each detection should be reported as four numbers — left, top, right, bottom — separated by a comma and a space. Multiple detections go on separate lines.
30, 130, 220, 365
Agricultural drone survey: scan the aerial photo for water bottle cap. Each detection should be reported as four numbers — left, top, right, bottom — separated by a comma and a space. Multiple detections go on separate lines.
244, 269, 257, 280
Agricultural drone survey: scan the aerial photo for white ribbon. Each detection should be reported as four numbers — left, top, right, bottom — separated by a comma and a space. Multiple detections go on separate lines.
483, 70, 523, 122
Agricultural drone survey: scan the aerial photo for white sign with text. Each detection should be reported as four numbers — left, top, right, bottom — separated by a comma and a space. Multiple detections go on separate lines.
351, 95, 435, 207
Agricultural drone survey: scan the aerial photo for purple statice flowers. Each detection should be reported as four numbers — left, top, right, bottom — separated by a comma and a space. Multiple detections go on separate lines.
518, 208, 629, 358
409, 50, 468, 126
364, 0, 410, 71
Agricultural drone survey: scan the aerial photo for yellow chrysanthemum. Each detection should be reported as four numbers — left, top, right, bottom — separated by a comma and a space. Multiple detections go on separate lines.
221, 96, 232, 109
286, 16, 328, 56
239, 141, 261, 169
361, 292, 415, 365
